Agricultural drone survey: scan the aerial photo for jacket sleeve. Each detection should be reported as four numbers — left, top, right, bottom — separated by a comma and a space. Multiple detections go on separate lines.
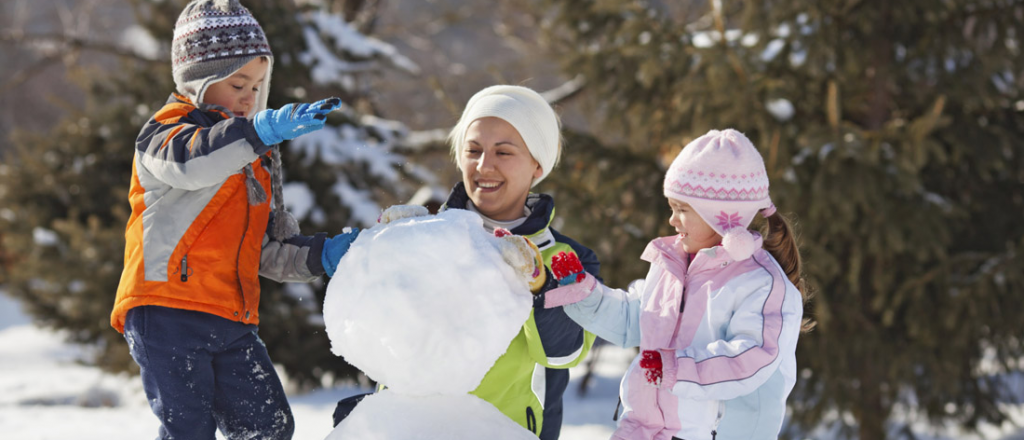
522, 235, 602, 369
668, 263, 803, 401
136, 107, 271, 190
259, 212, 327, 283
561, 278, 643, 348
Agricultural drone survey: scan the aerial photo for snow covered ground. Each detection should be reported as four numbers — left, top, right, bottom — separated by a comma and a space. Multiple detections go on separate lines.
0, 290, 624, 439
3, 288, 1024, 439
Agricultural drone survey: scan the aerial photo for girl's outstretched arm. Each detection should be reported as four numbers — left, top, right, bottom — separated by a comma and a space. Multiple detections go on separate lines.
544, 261, 644, 349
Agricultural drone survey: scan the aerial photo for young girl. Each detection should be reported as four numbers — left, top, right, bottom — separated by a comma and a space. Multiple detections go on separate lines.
545, 129, 810, 440
442, 85, 601, 440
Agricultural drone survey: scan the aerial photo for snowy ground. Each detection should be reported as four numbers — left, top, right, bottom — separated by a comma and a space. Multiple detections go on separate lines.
0, 291, 623, 439
3, 290, 1024, 439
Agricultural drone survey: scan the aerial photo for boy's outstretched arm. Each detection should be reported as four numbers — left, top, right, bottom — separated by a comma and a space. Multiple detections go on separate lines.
137, 97, 341, 191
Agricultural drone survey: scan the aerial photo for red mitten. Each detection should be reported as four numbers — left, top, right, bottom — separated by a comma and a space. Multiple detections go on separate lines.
551, 251, 586, 285
639, 350, 664, 387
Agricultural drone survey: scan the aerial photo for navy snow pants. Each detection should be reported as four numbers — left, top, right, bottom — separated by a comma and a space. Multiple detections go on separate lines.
124, 306, 294, 440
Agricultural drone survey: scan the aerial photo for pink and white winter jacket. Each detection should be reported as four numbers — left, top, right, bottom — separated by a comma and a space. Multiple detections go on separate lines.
549, 234, 803, 440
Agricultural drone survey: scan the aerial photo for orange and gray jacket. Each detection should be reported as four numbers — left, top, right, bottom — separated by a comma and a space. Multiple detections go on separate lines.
111, 94, 327, 333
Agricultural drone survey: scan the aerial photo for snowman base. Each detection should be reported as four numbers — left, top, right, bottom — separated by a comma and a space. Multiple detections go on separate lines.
326, 390, 537, 440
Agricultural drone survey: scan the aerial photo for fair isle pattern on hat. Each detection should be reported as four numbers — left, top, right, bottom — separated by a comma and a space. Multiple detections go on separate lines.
172, 7, 271, 71
665, 169, 769, 202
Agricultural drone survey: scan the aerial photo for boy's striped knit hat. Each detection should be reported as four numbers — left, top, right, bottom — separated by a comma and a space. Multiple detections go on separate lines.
172, 0, 274, 114
664, 129, 774, 261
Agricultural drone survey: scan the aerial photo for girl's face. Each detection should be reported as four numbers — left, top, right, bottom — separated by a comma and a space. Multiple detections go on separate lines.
202, 57, 268, 119
668, 198, 721, 254
459, 117, 543, 221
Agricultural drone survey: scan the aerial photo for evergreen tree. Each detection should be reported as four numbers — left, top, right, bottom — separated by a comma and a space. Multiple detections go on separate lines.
0, 0, 425, 389
537, 0, 1024, 438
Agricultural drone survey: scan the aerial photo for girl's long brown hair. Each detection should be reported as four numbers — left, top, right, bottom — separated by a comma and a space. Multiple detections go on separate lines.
760, 210, 816, 332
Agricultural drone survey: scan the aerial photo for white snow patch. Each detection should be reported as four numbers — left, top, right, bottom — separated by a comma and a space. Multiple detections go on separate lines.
766, 98, 795, 121
328, 391, 536, 440
298, 10, 419, 90
762, 39, 786, 62
121, 25, 161, 60
32, 227, 59, 246
331, 180, 380, 226
323, 209, 533, 396
789, 48, 808, 67
283, 182, 315, 221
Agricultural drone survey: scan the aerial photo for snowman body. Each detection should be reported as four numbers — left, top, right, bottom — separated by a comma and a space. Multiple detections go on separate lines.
323, 209, 537, 440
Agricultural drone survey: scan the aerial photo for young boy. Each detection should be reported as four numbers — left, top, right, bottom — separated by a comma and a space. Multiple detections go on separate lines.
111, 1, 357, 438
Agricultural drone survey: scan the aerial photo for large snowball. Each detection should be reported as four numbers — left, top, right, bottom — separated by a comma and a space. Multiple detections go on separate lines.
326, 391, 538, 440
323, 209, 534, 395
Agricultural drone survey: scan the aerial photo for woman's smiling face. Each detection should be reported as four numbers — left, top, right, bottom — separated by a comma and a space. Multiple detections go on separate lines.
458, 117, 543, 221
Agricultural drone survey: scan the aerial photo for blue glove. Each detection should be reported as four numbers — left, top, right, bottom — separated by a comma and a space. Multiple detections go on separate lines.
322, 227, 359, 277
253, 97, 342, 145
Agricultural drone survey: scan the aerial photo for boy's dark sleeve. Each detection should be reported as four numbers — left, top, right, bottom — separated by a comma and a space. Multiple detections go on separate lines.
136, 104, 271, 190
259, 211, 328, 282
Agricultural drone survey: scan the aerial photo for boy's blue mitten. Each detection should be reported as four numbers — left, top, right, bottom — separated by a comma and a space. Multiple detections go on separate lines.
253, 97, 343, 145
322, 227, 360, 277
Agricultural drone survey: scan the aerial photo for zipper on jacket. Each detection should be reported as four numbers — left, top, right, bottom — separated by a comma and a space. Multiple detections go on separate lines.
679, 272, 688, 312
711, 400, 725, 440
180, 255, 189, 282
612, 396, 622, 421
234, 189, 251, 319
525, 406, 537, 434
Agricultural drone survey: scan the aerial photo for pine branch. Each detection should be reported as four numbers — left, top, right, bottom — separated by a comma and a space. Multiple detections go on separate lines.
0, 52, 63, 97
0, 31, 164, 64
540, 74, 586, 105
396, 75, 589, 153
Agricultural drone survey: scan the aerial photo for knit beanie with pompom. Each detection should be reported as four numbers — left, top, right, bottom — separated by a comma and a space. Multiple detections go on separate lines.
663, 129, 774, 261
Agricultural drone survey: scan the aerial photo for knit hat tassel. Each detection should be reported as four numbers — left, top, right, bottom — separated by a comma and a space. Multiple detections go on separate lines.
269, 147, 300, 241
244, 164, 267, 205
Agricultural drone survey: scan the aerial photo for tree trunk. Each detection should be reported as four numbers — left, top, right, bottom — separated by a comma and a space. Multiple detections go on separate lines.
857, 364, 887, 440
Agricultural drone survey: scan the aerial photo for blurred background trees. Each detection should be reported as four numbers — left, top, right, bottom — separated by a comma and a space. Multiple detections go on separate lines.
535, 0, 1024, 438
0, 0, 427, 389
2, 0, 1024, 438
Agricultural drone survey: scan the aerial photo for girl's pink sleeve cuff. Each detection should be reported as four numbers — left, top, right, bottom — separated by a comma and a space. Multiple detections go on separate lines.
543, 274, 598, 308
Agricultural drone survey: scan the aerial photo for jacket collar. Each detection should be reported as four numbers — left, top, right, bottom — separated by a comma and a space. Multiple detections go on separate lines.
441, 182, 555, 237
168, 93, 233, 119
642, 233, 765, 280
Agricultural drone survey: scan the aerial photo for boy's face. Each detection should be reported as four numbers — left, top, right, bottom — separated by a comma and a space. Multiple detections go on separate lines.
459, 117, 543, 221
668, 198, 721, 254
202, 57, 268, 118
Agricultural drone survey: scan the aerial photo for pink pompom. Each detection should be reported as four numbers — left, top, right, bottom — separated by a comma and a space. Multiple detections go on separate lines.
722, 229, 757, 261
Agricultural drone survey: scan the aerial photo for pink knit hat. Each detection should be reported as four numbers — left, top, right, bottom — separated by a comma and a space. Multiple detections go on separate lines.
664, 129, 774, 261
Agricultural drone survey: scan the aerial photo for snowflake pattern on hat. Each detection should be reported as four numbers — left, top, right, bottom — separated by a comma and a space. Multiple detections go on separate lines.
715, 211, 743, 231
